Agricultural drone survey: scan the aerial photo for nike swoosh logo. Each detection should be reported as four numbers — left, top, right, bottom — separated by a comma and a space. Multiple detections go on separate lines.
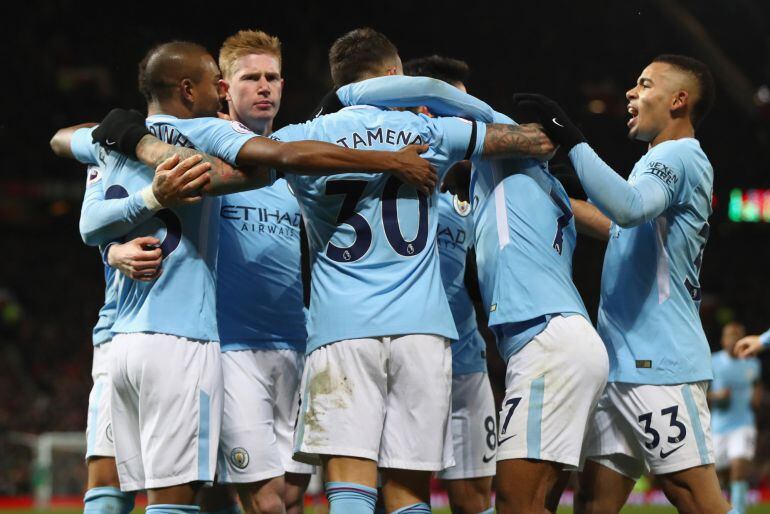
498, 434, 516, 445
482, 454, 495, 463
552, 118, 564, 128
660, 444, 685, 459
105, 139, 116, 146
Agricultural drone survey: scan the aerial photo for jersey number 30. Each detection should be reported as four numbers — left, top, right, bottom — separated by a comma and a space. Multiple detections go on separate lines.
325, 178, 429, 262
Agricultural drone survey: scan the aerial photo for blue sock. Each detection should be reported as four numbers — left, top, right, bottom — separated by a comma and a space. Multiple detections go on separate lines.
391, 503, 431, 514
478, 509, 495, 514
730, 480, 749, 514
200, 507, 241, 514
326, 482, 377, 514
84, 487, 135, 514
146, 504, 201, 514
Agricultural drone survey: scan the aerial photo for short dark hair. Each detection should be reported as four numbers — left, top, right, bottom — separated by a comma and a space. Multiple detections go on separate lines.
653, 54, 715, 128
403, 55, 470, 85
138, 41, 210, 103
328, 28, 398, 87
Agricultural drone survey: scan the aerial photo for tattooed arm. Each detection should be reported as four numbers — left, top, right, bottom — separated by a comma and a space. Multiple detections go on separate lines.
135, 134, 437, 196
135, 135, 267, 196
481, 123, 556, 160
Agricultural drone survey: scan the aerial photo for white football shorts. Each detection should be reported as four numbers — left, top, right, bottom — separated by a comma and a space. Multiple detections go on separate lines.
496, 315, 609, 467
438, 371, 497, 480
293, 334, 453, 471
714, 425, 756, 470
109, 332, 223, 491
583, 381, 715, 478
86, 341, 115, 460
217, 348, 314, 483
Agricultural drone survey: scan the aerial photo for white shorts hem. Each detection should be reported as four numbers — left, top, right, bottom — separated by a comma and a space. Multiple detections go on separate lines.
649, 456, 714, 476
218, 468, 284, 484
143, 474, 213, 490
85, 447, 115, 461
438, 466, 496, 480
294, 446, 379, 465
378, 458, 448, 471
496, 450, 579, 468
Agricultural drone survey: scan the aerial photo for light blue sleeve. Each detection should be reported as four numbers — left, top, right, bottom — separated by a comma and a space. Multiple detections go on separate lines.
568, 143, 673, 228
337, 76, 495, 122
79, 165, 157, 246
175, 118, 258, 164
71, 127, 101, 164
759, 328, 770, 347
270, 124, 309, 189
432, 117, 487, 170
270, 123, 307, 143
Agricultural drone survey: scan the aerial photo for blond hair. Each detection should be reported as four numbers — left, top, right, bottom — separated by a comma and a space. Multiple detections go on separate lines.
219, 30, 282, 79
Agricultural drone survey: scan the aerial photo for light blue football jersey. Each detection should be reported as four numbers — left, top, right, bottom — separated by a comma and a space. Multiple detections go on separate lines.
597, 139, 713, 384
333, 78, 590, 362
436, 191, 487, 375
272, 106, 486, 352
70, 115, 256, 341
710, 350, 760, 434
470, 112, 589, 362
217, 177, 306, 351
81, 164, 117, 346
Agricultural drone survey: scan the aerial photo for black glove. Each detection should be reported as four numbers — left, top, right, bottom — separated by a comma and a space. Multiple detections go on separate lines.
92, 108, 150, 159
511, 93, 586, 151
309, 89, 344, 120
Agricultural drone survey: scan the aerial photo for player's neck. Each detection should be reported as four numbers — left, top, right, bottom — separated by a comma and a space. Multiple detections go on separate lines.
648, 119, 695, 148
234, 114, 274, 137
147, 100, 197, 120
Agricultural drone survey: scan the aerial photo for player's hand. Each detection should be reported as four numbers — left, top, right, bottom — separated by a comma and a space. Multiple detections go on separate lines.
216, 111, 232, 121
107, 237, 163, 282
511, 93, 586, 152
152, 154, 212, 207
91, 108, 151, 159
391, 144, 437, 196
441, 160, 472, 202
733, 335, 763, 358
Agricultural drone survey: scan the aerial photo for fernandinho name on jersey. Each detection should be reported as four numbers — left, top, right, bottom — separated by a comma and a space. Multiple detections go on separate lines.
71, 115, 257, 342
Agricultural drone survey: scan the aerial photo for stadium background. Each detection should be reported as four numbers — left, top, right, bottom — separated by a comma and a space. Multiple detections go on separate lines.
1, 0, 769, 511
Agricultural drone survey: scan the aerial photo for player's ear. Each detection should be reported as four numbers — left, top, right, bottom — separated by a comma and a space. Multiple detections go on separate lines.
671, 89, 689, 118
180, 78, 195, 103
219, 79, 231, 102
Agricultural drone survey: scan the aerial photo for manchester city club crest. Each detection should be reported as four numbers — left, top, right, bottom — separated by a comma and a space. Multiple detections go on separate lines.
453, 195, 471, 217
230, 447, 250, 469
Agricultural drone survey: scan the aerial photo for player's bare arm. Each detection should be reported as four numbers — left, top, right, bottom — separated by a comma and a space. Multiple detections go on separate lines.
481, 122, 556, 160
135, 133, 437, 196
49, 123, 98, 158
707, 387, 730, 409
570, 199, 611, 241
733, 335, 765, 359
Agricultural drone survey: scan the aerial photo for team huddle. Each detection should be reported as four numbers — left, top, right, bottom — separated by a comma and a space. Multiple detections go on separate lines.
48, 25, 766, 514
